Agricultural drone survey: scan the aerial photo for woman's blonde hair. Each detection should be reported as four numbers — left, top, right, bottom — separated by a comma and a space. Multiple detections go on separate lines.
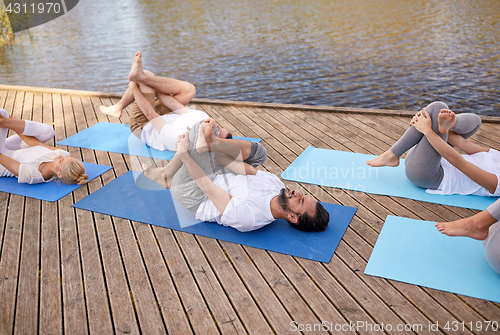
60, 159, 88, 185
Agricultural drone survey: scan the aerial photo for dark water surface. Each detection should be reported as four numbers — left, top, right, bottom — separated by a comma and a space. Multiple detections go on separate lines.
1, 0, 500, 115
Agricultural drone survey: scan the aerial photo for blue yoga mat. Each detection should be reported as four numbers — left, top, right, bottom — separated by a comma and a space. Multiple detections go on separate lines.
72, 170, 357, 262
57, 122, 262, 161
0, 162, 112, 202
365, 216, 500, 303
281, 147, 497, 210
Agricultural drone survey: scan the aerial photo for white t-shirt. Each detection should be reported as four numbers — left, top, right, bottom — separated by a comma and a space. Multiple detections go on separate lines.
141, 108, 209, 151
1, 146, 69, 184
426, 149, 500, 197
196, 170, 285, 232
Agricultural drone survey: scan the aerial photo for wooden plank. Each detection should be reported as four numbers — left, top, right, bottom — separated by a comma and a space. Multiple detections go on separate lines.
269, 253, 349, 329
174, 232, 246, 335
326, 254, 420, 335
0, 89, 8, 108
102, 142, 167, 334
39, 92, 63, 334
0, 191, 9, 269
87, 95, 142, 334
243, 247, 324, 334
40, 199, 63, 335
59, 94, 88, 335
154, 228, 219, 335
14, 197, 41, 335
295, 258, 381, 335
8, 91, 26, 139
197, 236, 274, 335
131, 224, 193, 334
2, 89, 17, 115
13, 92, 43, 335
38, 92, 62, 334
220, 241, 297, 335
0, 90, 14, 273
71, 95, 115, 334
0, 88, 26, 334
0, 195, 25, 334
111, 217, 167, 335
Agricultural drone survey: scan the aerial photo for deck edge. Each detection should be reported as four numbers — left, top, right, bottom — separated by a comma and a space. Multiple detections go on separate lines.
2, 84, 499, 123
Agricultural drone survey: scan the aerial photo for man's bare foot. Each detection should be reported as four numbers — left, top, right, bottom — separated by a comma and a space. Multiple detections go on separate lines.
366, 150, 400, 167
435, 217, 489, 240
195, 119, 218, 154
128, 51, 146, 82
438, 109, 457, 134
142, 164, 167, 188
99, 104, 122, 119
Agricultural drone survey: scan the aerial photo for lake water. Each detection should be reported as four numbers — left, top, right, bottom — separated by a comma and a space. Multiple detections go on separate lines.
1, 0, 500, 115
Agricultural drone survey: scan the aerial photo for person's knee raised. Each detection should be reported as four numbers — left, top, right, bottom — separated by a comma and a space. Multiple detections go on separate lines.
185, 83, 196, 98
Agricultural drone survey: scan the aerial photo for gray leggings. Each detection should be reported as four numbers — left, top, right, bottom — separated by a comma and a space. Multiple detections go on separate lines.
170, 120, 267, 214
390, 101, 482, 189
485, 200, 500, 274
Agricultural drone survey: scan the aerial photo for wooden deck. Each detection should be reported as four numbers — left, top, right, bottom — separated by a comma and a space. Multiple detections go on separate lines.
0, 84, 499, 335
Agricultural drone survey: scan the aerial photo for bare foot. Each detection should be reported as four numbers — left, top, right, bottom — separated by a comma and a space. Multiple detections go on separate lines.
438, 109, 457, 134
195, 119, 218, 154
142, 164, 167, 188
128, 51, 146, 82
99, 104, 122, 119
366, 150, 400, 167
435, 217, 489, 240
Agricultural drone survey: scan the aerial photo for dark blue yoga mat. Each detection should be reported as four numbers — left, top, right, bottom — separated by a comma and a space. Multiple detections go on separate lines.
0, 162, 112, 202
281, 146, 497, 210
57, 122, 262, 161
365, 216, 500, 303
73, 170, 357, 262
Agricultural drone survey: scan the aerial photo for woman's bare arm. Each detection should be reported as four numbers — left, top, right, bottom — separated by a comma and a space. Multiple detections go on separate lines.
18, 134, 57, 150
447, 131, 489, 155
0, 154, 20, 176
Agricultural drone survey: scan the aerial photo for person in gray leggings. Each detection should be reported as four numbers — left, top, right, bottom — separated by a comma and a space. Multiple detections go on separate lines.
366, 101, 482, 188
436, 199, 500, 274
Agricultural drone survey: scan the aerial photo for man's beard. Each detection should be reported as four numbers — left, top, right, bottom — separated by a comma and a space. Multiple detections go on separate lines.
278, 188, 290, 212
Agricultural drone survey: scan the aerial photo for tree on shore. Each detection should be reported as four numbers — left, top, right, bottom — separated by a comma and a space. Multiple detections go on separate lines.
0, 2, 14, 46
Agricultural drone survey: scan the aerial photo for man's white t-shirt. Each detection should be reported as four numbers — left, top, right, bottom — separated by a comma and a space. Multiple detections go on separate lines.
141, 108, 209, 151
196, 170, 285, 232
427, 149, 500, 197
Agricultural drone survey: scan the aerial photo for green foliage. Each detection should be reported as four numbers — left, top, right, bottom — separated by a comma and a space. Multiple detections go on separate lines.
0, 2, 14, 45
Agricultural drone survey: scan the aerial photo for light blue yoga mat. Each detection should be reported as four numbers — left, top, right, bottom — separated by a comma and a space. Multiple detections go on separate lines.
281, 146, 497, 210
0, 162, 112, 202
365, 216, 500, 303
72, 170, 357, 262
57, 122, 262, 161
